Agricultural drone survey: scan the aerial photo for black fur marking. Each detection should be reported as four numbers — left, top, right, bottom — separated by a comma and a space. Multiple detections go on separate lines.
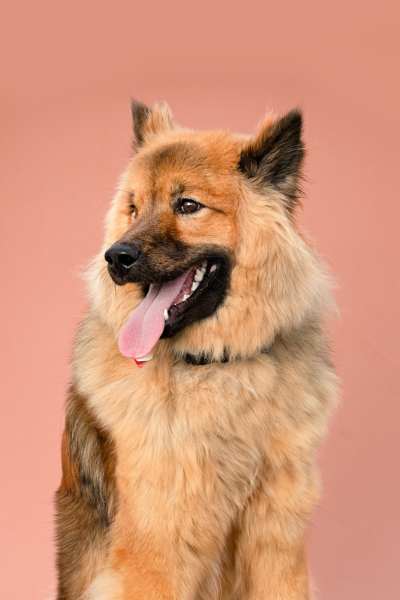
106, 235, 191, 286
148, 141, 205, 172
239, 109, 304, 206
180, 344, 272, 366
182, 348, 230, 365
149, 233, 190, 264
55, 387, 117, 599
131, 99, 151, 147
66, 396, 115, 526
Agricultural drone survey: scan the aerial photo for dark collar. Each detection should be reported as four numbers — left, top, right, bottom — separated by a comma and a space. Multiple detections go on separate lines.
180, 345, 271, 366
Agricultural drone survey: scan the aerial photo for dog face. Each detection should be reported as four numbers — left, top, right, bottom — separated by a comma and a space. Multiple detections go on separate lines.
104, 130, 240, 342
92, 101, 328, 362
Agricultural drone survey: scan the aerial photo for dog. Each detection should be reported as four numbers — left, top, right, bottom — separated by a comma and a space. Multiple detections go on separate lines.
55, 100, 338, 599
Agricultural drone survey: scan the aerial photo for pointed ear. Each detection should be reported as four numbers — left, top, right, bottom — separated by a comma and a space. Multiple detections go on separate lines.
131, 100, 174, 147
239, 109, 304, 206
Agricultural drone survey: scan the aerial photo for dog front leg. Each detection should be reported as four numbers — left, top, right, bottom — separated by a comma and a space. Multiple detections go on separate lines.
238, 535, 310, 600
235, 472, 317, 600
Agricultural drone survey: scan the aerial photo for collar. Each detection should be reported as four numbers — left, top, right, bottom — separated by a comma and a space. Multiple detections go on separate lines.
180, 345, 272, 366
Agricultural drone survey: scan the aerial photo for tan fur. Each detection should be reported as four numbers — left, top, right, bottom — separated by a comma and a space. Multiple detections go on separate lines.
56, 102, 338, 599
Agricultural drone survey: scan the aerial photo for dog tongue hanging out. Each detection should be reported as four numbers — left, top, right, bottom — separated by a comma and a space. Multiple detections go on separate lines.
118, 274, 187, 364
118, 271, 188, 365
117, 260, 212, 365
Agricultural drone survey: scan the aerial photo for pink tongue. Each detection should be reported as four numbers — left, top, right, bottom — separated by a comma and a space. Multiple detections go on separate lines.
118, 272, 188, 360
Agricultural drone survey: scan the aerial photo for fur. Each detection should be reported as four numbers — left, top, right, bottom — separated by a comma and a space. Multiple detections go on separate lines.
55, 101, 338, 599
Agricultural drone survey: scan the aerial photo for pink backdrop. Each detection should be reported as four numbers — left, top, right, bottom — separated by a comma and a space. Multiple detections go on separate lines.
2, 1, 400, 598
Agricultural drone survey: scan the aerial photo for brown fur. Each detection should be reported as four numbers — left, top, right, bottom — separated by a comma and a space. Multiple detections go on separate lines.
55, 101, 338, 599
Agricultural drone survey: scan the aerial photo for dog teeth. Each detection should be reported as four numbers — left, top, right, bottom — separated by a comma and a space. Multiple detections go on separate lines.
191, 280, 199, 292
194, 269, 204, 282
136, 353, 153, 362
210, 264, 217, 273
182, 293, 190, 301
163, 309, 169, 321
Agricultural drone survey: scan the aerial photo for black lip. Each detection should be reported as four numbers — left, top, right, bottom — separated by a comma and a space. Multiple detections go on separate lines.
161, 254, 231, 338
106, 265, 131, 286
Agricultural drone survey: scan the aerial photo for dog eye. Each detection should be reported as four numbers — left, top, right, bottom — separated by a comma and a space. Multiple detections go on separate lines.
175, 198, 204, 215
126, 192, 137, 219
128, 202, 137, 219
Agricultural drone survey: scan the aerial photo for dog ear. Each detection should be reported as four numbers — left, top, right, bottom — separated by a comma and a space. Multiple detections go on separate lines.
239, 109, 304, 207
131, 100, 174, 148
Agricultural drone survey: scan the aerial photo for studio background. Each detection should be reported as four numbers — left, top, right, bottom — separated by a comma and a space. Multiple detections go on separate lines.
1, 1, 399, 599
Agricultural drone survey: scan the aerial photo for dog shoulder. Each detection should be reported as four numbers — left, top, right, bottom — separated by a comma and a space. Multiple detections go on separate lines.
55, 385, 117, 599
58, 384, 116, 525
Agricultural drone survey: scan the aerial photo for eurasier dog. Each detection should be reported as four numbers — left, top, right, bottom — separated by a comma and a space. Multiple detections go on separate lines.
55, 101, 338, 599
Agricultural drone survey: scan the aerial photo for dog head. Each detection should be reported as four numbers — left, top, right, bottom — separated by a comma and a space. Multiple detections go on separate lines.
89, 101, 330, 363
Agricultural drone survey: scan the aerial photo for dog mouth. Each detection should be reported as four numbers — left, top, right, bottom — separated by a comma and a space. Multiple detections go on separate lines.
117, 256, 228, 364
163, 260, 217, 326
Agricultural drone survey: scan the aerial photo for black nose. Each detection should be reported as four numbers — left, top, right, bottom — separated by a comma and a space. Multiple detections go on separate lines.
104, 243, 141, 273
